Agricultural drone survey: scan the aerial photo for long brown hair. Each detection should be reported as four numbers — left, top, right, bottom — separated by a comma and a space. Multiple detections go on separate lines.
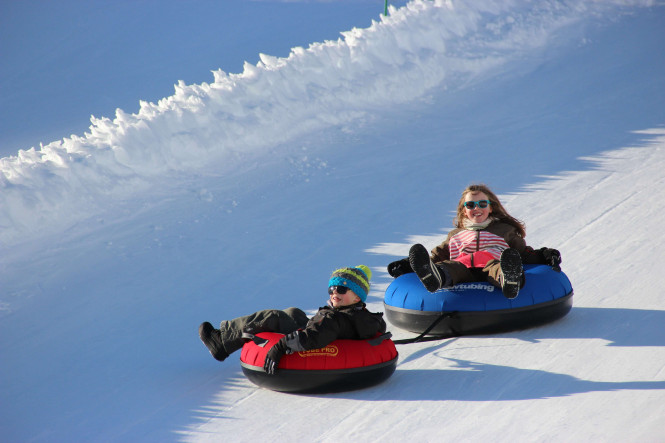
453, 183, 526, 237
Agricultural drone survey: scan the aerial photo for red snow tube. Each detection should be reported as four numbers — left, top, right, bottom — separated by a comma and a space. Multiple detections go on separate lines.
240, 332, 398, 393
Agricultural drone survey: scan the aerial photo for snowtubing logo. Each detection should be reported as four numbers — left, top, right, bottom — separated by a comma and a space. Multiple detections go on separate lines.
297, 345, 339, 357
455, 283, 495, 292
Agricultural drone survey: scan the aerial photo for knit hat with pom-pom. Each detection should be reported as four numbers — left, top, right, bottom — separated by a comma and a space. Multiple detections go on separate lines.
328, 265, 372, 302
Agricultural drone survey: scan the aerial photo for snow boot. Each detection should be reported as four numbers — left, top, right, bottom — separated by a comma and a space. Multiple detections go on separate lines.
409, 243, 444, 292
199, 321, 230, 362
499, 248, 523, 299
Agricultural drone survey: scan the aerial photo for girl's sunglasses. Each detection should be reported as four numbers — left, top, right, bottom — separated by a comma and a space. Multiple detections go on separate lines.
328, 286, 349, 295
463, 200, 491, 209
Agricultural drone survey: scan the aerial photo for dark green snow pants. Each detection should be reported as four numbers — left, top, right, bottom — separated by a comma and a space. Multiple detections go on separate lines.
219, 307, 309, 355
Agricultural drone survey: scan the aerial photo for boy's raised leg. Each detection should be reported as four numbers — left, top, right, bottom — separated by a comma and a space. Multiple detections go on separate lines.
199, 321, 230, 362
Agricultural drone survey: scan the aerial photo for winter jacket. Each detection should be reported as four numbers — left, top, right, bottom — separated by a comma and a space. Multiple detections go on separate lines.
286, 302, 387, 352
431, 220, 541, 268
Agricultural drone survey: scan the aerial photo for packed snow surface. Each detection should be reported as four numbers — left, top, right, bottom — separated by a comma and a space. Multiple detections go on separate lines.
1, 1, 664, 441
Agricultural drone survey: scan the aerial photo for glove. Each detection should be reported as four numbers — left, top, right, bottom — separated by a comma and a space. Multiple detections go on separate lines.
263, 338, 290, 375
387, 257, 412, 278
283, 330, 304, 352
539, 247, 562, 272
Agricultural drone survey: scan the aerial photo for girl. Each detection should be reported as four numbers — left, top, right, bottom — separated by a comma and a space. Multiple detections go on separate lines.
387, 184, 561, 299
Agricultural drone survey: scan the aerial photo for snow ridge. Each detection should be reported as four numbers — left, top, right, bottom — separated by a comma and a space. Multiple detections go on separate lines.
0, 0, 648, 245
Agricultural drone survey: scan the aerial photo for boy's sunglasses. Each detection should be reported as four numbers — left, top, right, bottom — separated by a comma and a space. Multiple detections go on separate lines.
328, 286, 349, 295
463, 200, 491, 209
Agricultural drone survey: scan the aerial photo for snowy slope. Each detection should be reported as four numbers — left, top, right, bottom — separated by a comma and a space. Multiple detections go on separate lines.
0, 0, 411, 159
1, 1, 664, 442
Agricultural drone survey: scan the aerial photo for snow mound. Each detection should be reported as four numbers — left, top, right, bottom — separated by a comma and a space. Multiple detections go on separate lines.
0, 0, 644, 246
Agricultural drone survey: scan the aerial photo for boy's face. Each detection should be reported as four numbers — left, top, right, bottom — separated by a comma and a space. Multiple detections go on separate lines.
328, 286, 361, 308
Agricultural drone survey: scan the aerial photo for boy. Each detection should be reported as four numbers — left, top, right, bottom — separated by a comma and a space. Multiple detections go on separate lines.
199, 265, 386, 374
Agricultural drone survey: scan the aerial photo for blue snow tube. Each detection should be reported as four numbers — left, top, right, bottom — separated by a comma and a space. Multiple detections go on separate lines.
384, 264, 573, 337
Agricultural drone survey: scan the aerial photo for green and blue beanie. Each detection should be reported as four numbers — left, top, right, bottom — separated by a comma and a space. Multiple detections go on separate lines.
328, 265, 372, 302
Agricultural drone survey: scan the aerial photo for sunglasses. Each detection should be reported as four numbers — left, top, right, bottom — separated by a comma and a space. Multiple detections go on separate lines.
463, 200, 491, 209
328, 286, 349, 295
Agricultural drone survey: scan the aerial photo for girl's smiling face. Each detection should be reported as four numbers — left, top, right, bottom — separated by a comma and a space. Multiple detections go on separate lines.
463, 191, 492, 224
